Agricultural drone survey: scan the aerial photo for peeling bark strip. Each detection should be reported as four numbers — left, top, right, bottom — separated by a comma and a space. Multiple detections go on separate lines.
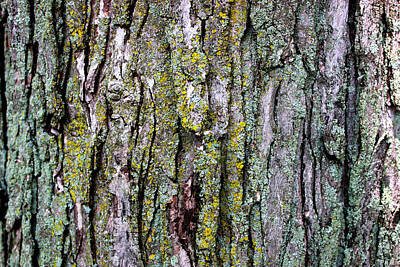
2, 0, 400, 266
167, 167, 200, 267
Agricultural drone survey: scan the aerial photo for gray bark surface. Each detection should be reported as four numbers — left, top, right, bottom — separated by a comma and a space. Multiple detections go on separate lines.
0, 0, 400, 266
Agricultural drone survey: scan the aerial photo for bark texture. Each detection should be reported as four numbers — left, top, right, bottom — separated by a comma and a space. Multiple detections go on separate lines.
1, 0, 400, 266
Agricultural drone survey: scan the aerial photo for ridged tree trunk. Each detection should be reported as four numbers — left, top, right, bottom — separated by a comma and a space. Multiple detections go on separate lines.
1, 0, 400, 266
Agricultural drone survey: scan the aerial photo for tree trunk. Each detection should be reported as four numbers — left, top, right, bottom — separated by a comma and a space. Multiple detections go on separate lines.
1, 0, 400, 266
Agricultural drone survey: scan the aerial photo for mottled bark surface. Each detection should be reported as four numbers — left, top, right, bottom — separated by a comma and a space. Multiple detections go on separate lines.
1, 0, 400, 266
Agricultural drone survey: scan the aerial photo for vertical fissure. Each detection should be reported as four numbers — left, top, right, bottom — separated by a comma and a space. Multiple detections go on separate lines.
80, 0, 95, 125
293, 2, 316, 264
60, 205, 71, 267
88, 135, 106, 265
372, 135, 389, 264
381, 4, 395, 108
218, 136, 233, 265
143, 185, 160, 251
136, 143, 147, 265
28, 121, 41, 267
342, 0, 360, 256
123, 0, 138, 43
0, 7, 9, 265
173, 117, 183, 184
23, 0, 41, 265
51, 0, 67, 56
247, 201, 259, 267
132, 71, 144, 148
24, 0, 38, 118
92, 25, 111, 97
239, 0, 253, 207
57, 44, 71, 264
137, 87, 157, 266
136, 0, 149, 39
299, 118, 310, 266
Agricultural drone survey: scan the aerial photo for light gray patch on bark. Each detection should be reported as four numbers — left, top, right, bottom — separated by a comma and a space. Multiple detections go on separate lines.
179, 0, 199, 49
260, 81, 277, 155
209, 75, 229, 137
109, 174, 138, 267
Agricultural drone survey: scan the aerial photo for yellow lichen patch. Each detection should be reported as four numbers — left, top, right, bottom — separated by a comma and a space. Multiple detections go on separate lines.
62, 97, 92, 204
191, 52, 200, 63
194, 139, 221, 256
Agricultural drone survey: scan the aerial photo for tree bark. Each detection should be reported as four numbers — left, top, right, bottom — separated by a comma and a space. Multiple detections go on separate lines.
1, 0, 400, 266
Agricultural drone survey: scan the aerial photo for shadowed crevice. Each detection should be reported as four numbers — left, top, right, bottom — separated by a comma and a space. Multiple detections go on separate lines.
0, 7, 9, 265
136, 87, 157, 266
136, 0, 149, 39
88, 133, 107, 265
341, 1, 360, 261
